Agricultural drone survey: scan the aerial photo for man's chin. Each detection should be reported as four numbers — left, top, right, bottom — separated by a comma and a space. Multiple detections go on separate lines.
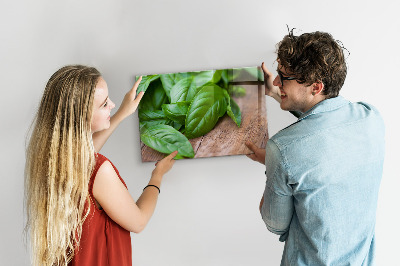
279, 103, 290, 111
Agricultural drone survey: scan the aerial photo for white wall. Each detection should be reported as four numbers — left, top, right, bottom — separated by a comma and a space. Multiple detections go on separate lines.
1, 0, 399, 265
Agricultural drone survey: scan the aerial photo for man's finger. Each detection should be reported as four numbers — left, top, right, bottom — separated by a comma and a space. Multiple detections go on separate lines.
245, 141, 258, 152
261, 62, 270, 75
246, 153, 257, 161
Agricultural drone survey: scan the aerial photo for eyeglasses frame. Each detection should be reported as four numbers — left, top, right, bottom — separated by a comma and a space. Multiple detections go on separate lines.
277, 70, 297, 87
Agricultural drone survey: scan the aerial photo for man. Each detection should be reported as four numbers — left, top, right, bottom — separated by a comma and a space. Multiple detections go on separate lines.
246, 31, 385, 265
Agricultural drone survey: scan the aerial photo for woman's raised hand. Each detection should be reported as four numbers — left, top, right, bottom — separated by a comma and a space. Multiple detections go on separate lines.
116, 76, 145, 119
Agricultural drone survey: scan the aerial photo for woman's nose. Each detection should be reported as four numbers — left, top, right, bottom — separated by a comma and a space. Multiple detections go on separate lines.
109, 100, 115, 109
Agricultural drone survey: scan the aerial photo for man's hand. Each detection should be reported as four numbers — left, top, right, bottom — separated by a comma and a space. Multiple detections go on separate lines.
245, 141, 266, 165
261, 62, 282, 103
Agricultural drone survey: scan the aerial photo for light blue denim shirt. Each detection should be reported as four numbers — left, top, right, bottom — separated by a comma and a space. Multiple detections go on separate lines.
261, 96, 385, 266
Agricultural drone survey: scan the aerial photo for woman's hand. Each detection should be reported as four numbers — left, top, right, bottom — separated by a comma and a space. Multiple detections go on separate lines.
245, 141, 266, 165
261, 62, 282, 103
115, 76, 144, 120
92, 77, 145, 152
152, 151, 179, 178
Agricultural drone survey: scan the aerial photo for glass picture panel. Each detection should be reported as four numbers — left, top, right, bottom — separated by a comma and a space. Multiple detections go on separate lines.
136, 66, 269, 162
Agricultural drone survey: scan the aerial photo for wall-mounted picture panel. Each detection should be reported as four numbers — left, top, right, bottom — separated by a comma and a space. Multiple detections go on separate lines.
136, 66, 269, 162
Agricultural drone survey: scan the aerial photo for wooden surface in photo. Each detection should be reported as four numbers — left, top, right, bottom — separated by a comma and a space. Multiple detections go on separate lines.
140, 84, 269, 162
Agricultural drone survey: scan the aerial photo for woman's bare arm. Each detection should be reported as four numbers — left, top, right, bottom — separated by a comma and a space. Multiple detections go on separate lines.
93, 151, 178, 233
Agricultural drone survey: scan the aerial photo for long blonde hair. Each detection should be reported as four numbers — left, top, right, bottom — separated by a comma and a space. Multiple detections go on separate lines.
25, 65, 101, 265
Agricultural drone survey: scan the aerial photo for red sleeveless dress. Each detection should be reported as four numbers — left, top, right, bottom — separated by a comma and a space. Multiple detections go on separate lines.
69, 153, 132, 266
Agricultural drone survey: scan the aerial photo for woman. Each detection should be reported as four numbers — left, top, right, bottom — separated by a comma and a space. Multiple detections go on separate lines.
25, 65, 177, 265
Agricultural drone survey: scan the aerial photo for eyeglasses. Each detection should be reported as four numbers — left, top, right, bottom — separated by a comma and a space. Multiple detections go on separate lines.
277, 70, 297, 87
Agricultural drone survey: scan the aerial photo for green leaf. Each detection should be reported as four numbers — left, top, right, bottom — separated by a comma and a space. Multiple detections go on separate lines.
137, 75, 160, 95
173, 154, 185, 160
138, 110, 175, 132
191, 70, 214, 87
141, 124, 194, 158
228, 98, 241, 127
223, 90, 241, 127
170, 77, 193, 103
159, 74, 175, 97
139, 79, 169, 111
161, 101, 190, 125
175, 72, 190, 81
219, 69, 230, 88
139, 119, 171, 132
185, 84, 227, 139
227, 85, 246, 97
150, 79, 169, 109
160, 73, 187, 100
185, 71, 216, 101
172, 122, 183, 131
138, 110, 165, 121
243, 66, 264, 82
186, 81, 210, 103
212, 70, 223, 83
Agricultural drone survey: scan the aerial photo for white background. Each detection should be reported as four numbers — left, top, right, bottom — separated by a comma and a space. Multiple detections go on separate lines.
1, 0, 399, 265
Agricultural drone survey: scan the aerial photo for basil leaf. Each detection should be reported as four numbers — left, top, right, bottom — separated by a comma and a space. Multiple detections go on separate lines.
186, 82, 206, 103
218, 69, 229, 88
191, 70, 214, 87
159, 74, 175, 98
174, 72, 190, 81
227, 85, 246, 97
139, 79, 168, 111
161, 101, 190, 125
138, 110, 165, 121
150, 79, 169, 109
173, 122, 183, 131
139, 119, 171, 132
137, 75, 160, 95
243, 66, 264, 82
138, 110, 175, 132
185, 84, 227, 139
170, 77, 193, 103
173, 154, 185, 160
212, 70, 223, 83
228, 98, 241, 127
159, 73, 185, 100
223, 90, 241, 127
185, 71, 218, 102
219, 68, 248, 88
141, 124, 194, 158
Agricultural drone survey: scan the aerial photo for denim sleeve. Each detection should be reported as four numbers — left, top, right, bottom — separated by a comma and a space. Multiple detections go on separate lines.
260, 139, 294, 241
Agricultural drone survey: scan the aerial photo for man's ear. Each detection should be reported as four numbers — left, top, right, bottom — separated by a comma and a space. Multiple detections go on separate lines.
312, 82, 324, 96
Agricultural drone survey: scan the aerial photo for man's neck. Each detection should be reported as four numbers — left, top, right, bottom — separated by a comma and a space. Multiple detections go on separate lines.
301, 95, 327, 113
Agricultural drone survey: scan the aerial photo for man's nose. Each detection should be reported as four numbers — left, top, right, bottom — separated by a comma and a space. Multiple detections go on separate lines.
273, 75, 281, 87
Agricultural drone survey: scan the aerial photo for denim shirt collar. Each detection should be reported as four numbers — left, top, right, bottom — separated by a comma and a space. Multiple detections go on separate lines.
298, 95, 350, 121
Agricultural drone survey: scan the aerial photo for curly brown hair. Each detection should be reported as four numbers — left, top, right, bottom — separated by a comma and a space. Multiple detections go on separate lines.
277, 30, 348, 98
